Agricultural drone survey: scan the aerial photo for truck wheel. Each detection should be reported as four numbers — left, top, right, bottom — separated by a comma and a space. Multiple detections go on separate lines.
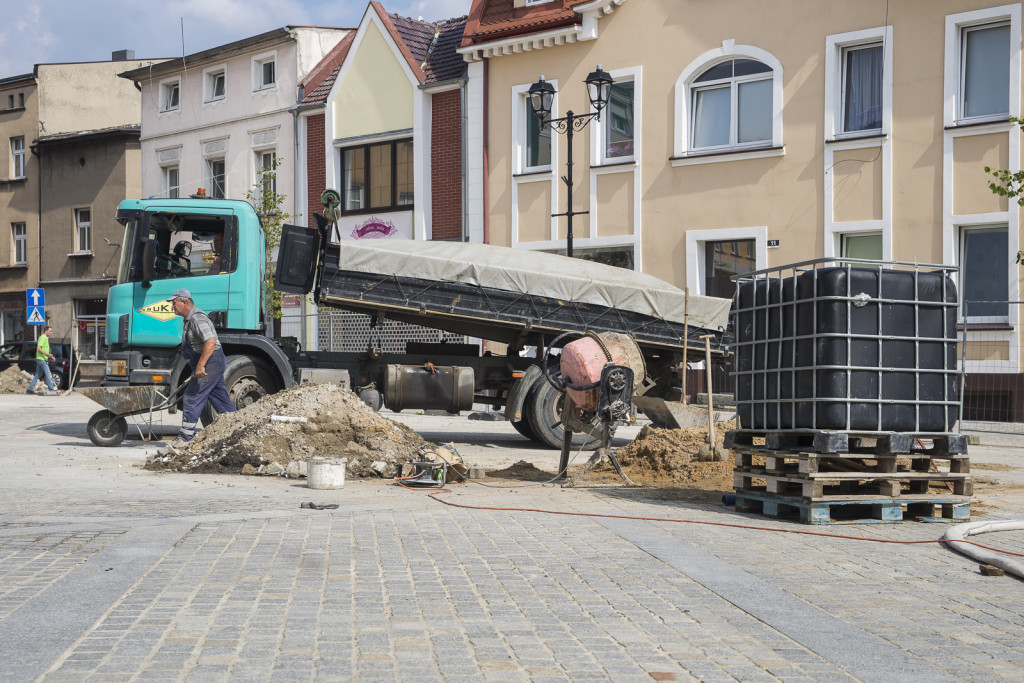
524, 380, 601, 451
88, 410, 127, 447
200, 355, 275, 426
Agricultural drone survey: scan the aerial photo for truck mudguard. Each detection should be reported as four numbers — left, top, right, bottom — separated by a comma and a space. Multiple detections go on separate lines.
504, 364, 544, 425
218, 333, 297, 389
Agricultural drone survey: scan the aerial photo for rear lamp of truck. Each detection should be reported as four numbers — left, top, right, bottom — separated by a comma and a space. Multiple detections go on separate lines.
512, 371, 524, 378
106, 359, 127, 377
151, 375, 164, 382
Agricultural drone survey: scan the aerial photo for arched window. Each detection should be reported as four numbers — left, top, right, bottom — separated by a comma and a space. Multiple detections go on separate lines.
691, 59, 772, 149
674, 44, 783, 160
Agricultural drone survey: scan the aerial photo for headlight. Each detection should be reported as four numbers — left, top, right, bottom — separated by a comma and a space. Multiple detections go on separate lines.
106, 359, 128, 376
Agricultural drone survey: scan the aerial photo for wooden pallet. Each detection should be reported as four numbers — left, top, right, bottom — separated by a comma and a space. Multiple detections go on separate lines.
733, 490, 971, 525
734, 470, 972, 498
725, 429, 967, 456
733, 451, 971, 476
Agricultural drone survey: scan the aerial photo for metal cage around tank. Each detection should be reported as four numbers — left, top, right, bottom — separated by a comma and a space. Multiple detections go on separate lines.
730, 258, 961, 434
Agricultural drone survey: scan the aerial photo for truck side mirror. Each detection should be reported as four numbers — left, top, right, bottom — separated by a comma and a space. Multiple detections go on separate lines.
142, 238, 159, 285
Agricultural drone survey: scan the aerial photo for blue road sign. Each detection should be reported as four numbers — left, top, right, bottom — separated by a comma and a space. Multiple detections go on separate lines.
27, 307, 45, 325
26, 288, 45, 307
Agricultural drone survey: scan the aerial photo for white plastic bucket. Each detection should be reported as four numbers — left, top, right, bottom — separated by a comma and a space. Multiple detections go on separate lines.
307, 457, 347, 489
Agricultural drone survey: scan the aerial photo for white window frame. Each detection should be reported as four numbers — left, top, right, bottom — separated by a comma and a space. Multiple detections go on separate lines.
252, 52, 277, 92
159, 77, 180, 113
203, 65, 226, 103
254, 148, 277, 201
513, 81, 555, 175
11, 136, 25, 179
12, 223, 26, 265
826, 26, 892, 140
163, 166, 180, 199
673, 41, 783, 163
944, 4, 1021, 128
592, 67, 640, 166
685, 226, 768, 295
207, 158, 226, 199
74, 208, 91, 254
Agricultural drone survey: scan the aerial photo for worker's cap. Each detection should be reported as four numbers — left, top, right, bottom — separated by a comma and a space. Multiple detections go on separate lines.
167, 288, 192, 301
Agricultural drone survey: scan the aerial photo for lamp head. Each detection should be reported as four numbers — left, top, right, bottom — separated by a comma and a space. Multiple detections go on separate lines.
528, 75, 555, 122
584, 64, 613, 117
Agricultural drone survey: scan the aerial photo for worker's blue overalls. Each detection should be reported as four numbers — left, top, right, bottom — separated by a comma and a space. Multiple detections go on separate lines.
179, 309, 236, 442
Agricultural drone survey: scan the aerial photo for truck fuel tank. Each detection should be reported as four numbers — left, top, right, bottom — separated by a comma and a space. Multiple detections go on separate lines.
384, 364, 474, 413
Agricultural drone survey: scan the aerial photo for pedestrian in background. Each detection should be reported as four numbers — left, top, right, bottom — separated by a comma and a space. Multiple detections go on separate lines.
27, 325, 58, 394
163, 289, 235, 454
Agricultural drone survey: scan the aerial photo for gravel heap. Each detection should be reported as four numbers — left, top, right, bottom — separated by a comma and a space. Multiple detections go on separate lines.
0, 366, 31, 394
145, 382, 429, 476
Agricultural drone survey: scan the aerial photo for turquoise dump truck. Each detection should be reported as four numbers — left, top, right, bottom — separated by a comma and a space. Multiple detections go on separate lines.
92, 195, 730, 448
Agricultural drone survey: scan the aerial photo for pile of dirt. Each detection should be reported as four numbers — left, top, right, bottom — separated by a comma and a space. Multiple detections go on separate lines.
0, 366, 31, 394
145, 382, 429, 476
588, 420, 738, 489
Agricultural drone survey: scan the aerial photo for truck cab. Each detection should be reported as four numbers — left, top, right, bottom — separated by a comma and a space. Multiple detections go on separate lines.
103, 197, 275, 393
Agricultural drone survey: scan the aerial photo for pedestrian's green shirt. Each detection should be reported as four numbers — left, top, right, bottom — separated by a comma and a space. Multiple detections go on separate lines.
36, 335, 49, 361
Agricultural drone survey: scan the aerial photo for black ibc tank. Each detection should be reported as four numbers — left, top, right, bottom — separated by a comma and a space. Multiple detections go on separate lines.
733, 263, 959, 432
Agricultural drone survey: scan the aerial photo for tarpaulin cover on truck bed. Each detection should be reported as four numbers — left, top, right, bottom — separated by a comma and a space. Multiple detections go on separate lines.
335, 239, 732, 332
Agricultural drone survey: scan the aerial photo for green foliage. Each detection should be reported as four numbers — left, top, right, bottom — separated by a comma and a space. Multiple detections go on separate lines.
984, 116, 1024, 265
245, 156, 298, 320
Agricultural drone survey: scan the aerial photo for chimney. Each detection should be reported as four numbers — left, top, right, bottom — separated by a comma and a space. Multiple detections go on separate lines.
111, 50, 135, 61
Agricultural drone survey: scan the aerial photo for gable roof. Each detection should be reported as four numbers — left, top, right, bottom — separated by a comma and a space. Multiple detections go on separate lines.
423, 17, 469, 85
299, 31, 356, 107
299, 3, 467, 108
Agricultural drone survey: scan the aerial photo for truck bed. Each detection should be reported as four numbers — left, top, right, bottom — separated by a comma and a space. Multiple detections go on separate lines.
316, 240, 731, 355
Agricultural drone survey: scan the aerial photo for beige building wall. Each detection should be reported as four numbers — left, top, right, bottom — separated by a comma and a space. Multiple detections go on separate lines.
36, 61, 149, 136
333, 21, 415, 140
470, 0, 1024, 375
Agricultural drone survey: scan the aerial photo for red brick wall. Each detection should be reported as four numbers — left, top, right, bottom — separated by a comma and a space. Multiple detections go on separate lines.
430, 90, 463, 241
306, 113, 326, 227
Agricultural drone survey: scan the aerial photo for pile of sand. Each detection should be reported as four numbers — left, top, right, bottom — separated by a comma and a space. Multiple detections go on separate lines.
145, 382, 428, 476
0, 366, 31, 394
588, 420, 738, 488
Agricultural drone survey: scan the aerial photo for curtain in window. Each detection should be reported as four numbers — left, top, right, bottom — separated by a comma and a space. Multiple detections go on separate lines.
737, 79, 772, 143
964, 24, 1010, 118
844, 45, 882, 131
962, 227, 1008, 317
693, 86, 730, 148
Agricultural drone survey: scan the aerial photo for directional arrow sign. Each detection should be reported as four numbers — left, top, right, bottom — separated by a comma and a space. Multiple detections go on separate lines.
26, 288, 44, 307
27, 307, 45, 325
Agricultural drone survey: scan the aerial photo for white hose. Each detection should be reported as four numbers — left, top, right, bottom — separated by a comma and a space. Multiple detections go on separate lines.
941, 519, 1024, 580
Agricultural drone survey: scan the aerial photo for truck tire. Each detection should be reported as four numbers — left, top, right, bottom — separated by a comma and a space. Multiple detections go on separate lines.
524, 380, 601, 451
87, 410, 127, 447
200, 355, 276, 426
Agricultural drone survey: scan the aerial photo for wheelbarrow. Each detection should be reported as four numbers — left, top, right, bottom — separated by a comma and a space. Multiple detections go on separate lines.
79, 378, 191, 447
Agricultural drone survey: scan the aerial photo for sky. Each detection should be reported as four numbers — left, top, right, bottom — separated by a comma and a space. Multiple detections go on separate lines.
0, 0, 472, 77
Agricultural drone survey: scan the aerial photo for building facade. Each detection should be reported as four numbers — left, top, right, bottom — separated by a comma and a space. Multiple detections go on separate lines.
119, 26, 351, 217
460, 0, 1024, 414
0, 54, 150, 347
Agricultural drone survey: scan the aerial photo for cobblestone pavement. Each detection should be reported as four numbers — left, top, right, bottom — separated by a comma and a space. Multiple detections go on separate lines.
1, 393, 1023, 682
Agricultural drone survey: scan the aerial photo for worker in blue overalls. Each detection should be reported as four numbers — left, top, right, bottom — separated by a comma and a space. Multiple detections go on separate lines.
164, 288, 236, 454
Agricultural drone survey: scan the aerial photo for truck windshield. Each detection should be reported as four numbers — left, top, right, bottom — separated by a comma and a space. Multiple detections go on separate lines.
116, 211, 236, 285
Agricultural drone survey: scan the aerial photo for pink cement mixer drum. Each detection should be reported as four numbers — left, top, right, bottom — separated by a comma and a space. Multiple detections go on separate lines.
559, 332, 646, 411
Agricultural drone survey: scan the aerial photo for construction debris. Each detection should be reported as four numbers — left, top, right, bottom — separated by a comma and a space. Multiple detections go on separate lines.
588, 420, 738, 488
145, 382, 428, 476
0, 366, 31, 394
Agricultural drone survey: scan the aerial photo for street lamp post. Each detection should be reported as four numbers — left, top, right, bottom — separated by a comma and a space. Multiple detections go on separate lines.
528, 65, 613, 258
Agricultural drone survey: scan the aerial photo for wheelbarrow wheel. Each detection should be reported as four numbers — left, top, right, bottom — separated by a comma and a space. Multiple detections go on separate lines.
88, 410, 127, 447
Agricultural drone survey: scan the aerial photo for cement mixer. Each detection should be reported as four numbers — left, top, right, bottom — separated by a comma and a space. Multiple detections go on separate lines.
540, 331, 650, 483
